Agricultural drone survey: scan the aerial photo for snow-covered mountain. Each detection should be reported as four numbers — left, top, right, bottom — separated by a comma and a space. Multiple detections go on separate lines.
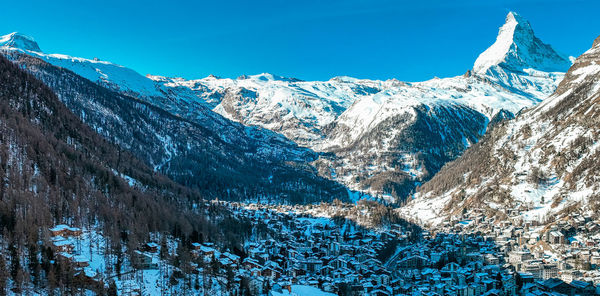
146, 73, 394, 145
0, 12, 571, 201
146, 12, 570, 201
314, 12, 569, 199
1, 36, 348, 203
0, 32, 42, 52
473, 12, 571, 74
401, 34, 600, 226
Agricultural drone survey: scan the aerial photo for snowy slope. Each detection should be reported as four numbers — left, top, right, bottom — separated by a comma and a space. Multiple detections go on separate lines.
147, 73, 400, 145
1, 36, 350, 203
0, 33, 162, 98
0, 34, 312, 159
307, 12, 568, 199
0, 32, 42, 52
473, 12, 571, 74
143, 12, 568, 201
401, 34, 600, 226
0, 12, 571, 201
323, 69, 561, 150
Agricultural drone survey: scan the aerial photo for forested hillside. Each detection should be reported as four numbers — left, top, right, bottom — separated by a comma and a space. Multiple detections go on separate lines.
0, 54, 250, 294
3, 51, 348, 204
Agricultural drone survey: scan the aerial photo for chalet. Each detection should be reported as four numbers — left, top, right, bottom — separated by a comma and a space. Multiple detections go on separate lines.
222, 252, 241, 265
74, 269, 100, 286
198, 245, 216, 262
371, 288, 391, 296
508, 250, 533, 264
361, 258, 382, 269
57, 252, 74, 261
249, 268, 261, 277
143, 242, 159, 253
561, 270, 582, 283
541, 278, 575, 295
52, 238, 75, 253
591, 256, 600, 266
49, 225, 82, 237
329, 257, 347, 269
570, 280, 596, 295
548, 231, 565, 245
191, 242, 202, 250
542, 263, 558, 280
73, 255, 89, 268
218, 257, 233, 268
133, 250, 159, 269
484, 254, 499, 265
320, 265, 335, 277
243, 257, 262, 270
300, 258, 322, 273
372, 270, 391, 286
290, 266, 306, 278
261, 266, 282, 280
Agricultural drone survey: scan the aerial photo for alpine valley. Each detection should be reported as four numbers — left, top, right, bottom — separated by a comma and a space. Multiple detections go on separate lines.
0, 12, 571, 202
1, 8, 600, 296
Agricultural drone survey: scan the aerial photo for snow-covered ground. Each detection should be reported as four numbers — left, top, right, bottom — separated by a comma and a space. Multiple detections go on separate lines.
270, 285, 336, 296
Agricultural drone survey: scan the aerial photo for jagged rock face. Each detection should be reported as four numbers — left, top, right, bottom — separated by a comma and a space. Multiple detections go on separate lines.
473, 12, 571, 74
0, 12, 571, 202
199, 74, 391, 145
593, 35, 600, 48
403, 35, 600, 226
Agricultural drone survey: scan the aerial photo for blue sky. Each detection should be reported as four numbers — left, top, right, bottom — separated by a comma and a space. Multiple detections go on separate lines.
2, 0, 599, 81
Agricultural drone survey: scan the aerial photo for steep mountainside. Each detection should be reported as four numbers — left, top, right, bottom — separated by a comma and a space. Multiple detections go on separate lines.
312, 12, 568, 200
473, 12, 571, 74
2, 51, 347, 203
148, 74, 395, 145
0, 53, 255, 292
402, 35, 600, 226
0, 12, 570, 202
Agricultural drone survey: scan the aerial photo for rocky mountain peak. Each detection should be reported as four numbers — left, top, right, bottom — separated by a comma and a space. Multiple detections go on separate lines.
0, 32, 42, 52
473, 12, 570, 74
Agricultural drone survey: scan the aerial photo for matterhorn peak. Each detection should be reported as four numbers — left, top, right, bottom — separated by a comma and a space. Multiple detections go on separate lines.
0, 32, 42, 52
473, 12, 570, 74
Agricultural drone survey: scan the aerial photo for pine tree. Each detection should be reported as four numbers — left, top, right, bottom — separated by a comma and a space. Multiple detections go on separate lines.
107, 280, 118, 296
160, 235, 169, 259
0, 254, 8, 296
47, 266, 57, 295
9, 242, 23, 293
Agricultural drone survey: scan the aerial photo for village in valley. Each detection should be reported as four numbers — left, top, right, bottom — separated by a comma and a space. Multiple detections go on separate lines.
46, 200, 600, 296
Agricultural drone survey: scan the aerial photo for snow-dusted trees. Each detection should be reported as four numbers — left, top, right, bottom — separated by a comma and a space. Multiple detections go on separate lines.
0, 53, 252, 293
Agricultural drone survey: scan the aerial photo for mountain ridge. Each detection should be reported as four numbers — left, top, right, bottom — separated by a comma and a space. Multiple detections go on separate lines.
401, 33, 600, 226
0, 12, 571, 202
0, 32, 42, 52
